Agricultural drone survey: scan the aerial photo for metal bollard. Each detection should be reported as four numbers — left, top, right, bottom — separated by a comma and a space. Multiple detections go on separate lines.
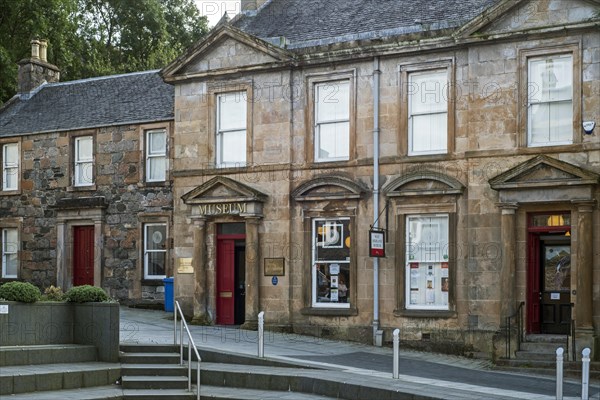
556, 347, 564, 400
258, 311, 265, 358
393, 328, 400, 379
581, 348, 591, 400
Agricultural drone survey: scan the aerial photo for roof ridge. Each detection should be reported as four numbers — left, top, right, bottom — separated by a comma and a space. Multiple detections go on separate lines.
46, 69, 161, 88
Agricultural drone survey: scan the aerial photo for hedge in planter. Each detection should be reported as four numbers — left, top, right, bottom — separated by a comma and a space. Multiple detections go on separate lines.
65, 285, 109, 303
0, 281, 41, 303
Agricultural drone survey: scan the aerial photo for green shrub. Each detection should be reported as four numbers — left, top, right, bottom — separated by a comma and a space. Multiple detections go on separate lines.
0, 281, 41, 303
41, 285, 65, 301
65, 285, 109, 303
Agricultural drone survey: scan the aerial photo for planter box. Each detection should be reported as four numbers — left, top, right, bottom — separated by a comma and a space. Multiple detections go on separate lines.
0, 301, 119, 362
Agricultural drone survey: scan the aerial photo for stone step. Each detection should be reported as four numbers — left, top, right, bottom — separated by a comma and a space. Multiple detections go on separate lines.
0, 344, 97, 366
198, 385, 338, 400
0, 362, 121, 395
122, 375, 189, 390
121, 363, 188, 376
120, 344, 179, 354
514, 350, 556, 361
123, 388, 197, 399
3, 384, 123, 399
120, 352, 180, 364
520, 341, 568, 353
495, 359, 600, 380
524, 334, 569, 344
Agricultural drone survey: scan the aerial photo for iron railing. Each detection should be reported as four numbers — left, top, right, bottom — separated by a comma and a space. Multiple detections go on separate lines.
174, 301, 201, 400
505, 301, 525, 359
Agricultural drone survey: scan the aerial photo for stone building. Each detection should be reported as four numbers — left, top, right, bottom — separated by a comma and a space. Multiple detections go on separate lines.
161, 0, 600, 359
0, 41, 175, 304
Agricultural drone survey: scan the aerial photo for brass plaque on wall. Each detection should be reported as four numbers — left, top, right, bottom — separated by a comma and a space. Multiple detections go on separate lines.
264, 258, 285, 276
177, 258, 193, 274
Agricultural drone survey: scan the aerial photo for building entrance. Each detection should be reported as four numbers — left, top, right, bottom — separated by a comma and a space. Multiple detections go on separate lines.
216, 223, 246, 325
73, 225, 95, 286
527, 213, 571, 334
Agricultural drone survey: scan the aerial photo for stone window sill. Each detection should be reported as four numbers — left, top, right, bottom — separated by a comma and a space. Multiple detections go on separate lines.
394, 309, 457, 319
141, 279, 166, 286
300, 307, 358, 317
67, 184, 97, 192
0, 189, 21, 196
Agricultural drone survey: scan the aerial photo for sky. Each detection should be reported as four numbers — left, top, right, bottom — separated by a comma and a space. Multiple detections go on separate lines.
195, 1, 242, 27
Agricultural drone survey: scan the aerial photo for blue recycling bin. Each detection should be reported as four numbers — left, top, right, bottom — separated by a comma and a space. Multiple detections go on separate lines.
163, 277, 174, 312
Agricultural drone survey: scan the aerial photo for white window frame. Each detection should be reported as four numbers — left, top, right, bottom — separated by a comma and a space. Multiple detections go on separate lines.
144, 223, 167, 279
407, 69, 448, 156
216, 91, 247, 168
2, 228, 18, 279
146, 129, 167, 182
527, 54, 573, 147
311, 217, 350, 309
314, 81, 350, 162
405, 214, 449, 311
2, 143, 19, 191
74, 136, 94, 187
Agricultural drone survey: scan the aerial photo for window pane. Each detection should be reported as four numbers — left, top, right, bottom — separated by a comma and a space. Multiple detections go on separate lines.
148, 131, 166, 155
219, 92, 247, 130
315, 262, 350, 304
220, 130, 247, 164
410, 113, 447, 154
146, 251, 166, 277
529, 103, 550, 144
77, 137, 93, 161
75, 162, 93, 186
409, 71, 447, 114
148, 156, 166, 181
549, 101, 573, 143
4, 143, 18, 165
146, 224, 166, 251
407, 215, 449, 263
407, 262, 449, 308
4, 168, 17, 190
218, 223, 245, 235
3, 229, 17, 252
316, 81, 349, 123
529, 55, 572, 103
317, 122, 349, 160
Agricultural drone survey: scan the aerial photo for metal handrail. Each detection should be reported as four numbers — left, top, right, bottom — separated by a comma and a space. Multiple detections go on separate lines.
505, 301, 525, 359
174, 301, 201, 400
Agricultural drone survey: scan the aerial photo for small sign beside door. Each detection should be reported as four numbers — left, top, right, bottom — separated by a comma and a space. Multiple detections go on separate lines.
550, 293, 560, 300
0, 304, 8, 314
264, 258, 285, 276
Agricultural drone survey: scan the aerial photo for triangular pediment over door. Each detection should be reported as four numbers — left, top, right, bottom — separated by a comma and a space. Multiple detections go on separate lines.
182, 176, 267, 217
489, 155, 599, 204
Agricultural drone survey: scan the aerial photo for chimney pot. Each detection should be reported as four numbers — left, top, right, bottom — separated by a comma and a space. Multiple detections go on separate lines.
31, 39, 40, 59
39, 39, 48, 62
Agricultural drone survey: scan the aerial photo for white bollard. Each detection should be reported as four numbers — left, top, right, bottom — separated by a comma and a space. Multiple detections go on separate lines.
556, 347, 564, 400
258, 311, 265, 358
393, 328, 400, 379
581, 348, 591, 400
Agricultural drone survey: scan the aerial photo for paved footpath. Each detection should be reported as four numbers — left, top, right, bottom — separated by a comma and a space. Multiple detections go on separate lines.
120, 307, 599, 399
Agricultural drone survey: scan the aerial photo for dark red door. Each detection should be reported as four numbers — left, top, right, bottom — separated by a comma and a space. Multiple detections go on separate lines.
527, 232, 541, 333
216, 239, 235, 325
73, 226, 94, 286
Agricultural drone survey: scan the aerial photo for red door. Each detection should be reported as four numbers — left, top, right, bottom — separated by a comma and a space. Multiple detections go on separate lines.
73, 226, 94, 286
216, 239, 235, 325
527, 232, 541, 333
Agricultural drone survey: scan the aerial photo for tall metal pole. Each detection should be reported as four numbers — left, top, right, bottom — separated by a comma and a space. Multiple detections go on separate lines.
372, 56, 381, 346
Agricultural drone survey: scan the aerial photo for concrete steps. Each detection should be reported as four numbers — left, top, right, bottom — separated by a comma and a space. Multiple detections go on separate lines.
199, 385, 338, 399
120, 344, 194, 400
0, 344, 97, 366
4, 385, 123, 399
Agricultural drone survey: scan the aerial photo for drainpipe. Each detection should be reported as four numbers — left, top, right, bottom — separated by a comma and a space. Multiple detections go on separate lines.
372, 57, 382, 346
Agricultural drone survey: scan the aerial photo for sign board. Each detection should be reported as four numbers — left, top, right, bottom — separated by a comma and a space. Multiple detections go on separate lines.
271, 276, 278, 286
550, 293, 560, 300
177, 258, 194, 274
369, 229, 386, 257
264, 258, 285, 276
0, 304, 8, 314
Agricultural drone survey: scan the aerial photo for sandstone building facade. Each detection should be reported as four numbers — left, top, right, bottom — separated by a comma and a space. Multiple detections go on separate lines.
0, 43, 175, 304
161, 0, 600, 359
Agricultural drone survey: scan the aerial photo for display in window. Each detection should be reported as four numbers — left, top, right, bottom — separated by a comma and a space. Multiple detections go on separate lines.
315, 263, 350, 304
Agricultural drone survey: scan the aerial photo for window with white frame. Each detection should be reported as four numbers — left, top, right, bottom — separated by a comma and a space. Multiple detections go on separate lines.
408, 70, 448, 155
405, 214, 449, 310
146, 129, 167, 182
2, 143, 19, 191
527, 54, 573, 147
2, 228, 18, 278
312, 218, 351, 308
216, 92, 246, 167
74, 136, 94, 186
314, 81, 350, 162
144, 223, 167, 279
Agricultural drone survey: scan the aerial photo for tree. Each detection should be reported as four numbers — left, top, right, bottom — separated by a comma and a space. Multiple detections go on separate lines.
0, 0, 208, 105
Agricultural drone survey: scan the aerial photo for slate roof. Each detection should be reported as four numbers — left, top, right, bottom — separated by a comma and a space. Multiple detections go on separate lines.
0, 70, 173, 137
234, 0, 500, 48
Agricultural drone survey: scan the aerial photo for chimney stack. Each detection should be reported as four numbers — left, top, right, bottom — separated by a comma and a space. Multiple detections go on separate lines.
17, 38, 60, 95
